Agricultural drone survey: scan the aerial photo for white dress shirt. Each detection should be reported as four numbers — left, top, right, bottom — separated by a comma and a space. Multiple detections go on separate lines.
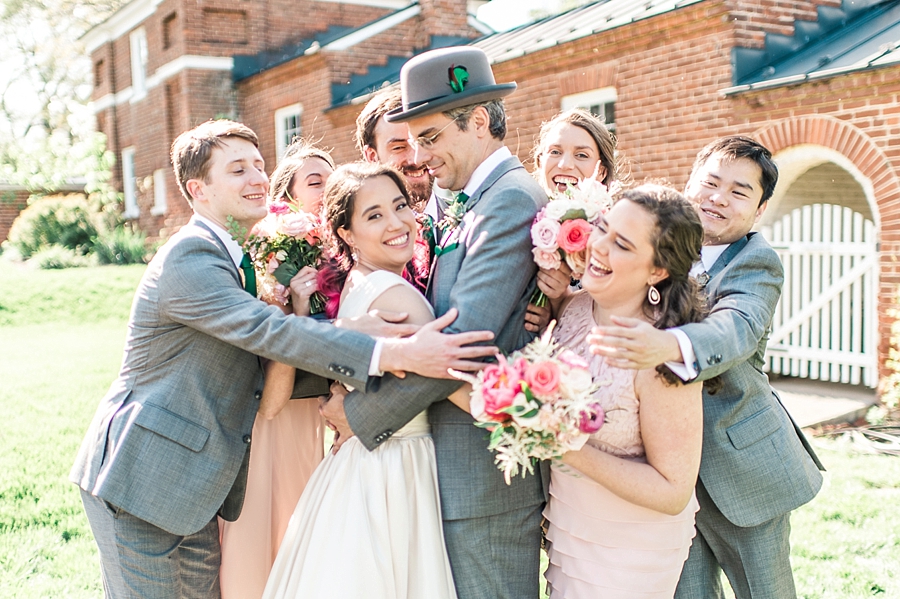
667, 244, 730, 381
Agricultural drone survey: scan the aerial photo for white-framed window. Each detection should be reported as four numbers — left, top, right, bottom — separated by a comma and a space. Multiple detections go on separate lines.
130, 27, 149, 100
274, 103, 303, 159
151, 168, 167, 216
561, 87, 616, 133
122, 147, 139, 219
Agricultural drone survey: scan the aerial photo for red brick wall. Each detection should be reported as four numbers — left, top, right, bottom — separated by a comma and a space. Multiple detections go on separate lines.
419, 0, 472, 39
729, 71, 900, 379
726, 0, 843, 49
261, 0, 388, 52
0, 189, 30, 244
492, 1, 736, 187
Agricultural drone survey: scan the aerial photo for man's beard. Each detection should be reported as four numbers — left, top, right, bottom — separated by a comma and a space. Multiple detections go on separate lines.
401, 167, 435, 212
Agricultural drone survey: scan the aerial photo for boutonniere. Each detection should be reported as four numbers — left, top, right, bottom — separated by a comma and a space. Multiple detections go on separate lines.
434, 193, 469, 257
437, 202, 467, 234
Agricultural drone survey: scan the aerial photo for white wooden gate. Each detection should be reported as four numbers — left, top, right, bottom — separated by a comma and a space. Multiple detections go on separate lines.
760, 203, 878, 387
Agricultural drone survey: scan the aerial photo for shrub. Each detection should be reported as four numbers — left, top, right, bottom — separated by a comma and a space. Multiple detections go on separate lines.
93, 226, 147, 265
7, 195, 98, 259
29, 245, 95, 270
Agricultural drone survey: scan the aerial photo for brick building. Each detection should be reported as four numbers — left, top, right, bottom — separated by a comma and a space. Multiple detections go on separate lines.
0, 182, 87, 244
84, 0, 900, 389
0, 185, 31, 244
83, 0, 489, 241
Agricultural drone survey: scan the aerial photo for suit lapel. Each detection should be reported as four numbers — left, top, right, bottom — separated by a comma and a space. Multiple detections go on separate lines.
426, 157, 525, 302
193, 220, 242, 281
464, 157, 522, 213
707, 233, 753, 280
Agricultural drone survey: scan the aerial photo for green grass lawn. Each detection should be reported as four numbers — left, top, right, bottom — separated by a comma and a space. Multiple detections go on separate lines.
1, 261, 898, 598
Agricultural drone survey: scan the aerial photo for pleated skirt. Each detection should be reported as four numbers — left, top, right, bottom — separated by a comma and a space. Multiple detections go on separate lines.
543, 465, 698, 599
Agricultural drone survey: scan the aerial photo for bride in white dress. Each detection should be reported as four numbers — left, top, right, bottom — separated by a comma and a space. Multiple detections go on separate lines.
262, 162, 458, 599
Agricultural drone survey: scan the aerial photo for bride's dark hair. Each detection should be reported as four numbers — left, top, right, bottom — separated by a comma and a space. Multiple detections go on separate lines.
617, 184, 721, 392
317, 162, 418, 317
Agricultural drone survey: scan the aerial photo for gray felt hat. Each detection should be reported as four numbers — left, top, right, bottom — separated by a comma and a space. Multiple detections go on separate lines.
384, 46, 516, 123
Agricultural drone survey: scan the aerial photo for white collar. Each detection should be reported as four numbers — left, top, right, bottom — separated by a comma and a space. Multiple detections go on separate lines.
191, 214, 244, 269
700, 244, 729, 272
459, 146, 512, 197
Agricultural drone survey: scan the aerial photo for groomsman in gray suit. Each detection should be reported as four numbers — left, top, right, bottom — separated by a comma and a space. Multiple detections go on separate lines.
355, 86, 434, 210
324, 47, 549, 599
70, 119, 495, 598
591, 136, 824, 598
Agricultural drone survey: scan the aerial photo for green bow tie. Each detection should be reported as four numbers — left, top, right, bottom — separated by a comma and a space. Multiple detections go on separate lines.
240, 253, 257, 297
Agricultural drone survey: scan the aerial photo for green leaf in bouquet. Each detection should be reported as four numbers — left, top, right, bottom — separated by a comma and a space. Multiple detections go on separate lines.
500, 404, 525, 416
520, 406, 540, 419
489, 426, 506, 445
559, 209, 588, 222
226, 215, 249, 246
523, 385, 536, 403
273, 261, 300, 286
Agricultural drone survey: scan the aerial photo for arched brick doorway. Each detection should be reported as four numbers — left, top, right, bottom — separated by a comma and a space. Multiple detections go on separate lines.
753, 115, 900, 386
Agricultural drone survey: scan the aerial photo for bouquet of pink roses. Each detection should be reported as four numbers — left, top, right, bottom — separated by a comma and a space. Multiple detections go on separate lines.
530, 179, 614, 307
455, 323, 606, 485
230, 200, 326, 313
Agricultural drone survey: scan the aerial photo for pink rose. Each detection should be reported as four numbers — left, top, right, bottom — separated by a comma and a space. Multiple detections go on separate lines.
480, 358, 523, 421
277, 212, 315, 238
524, 360, 561, 398
269, 201, 292, 215
266, 253, 280, 275
564, 248, 587, 280
557, 219, 593, 253
532, 247, 561, 270
578, 402, 605, 434
531, 218, 561, 251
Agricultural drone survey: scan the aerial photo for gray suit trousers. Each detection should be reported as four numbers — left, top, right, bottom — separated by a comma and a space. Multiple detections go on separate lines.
674, 480, 796, 599
443, 503, 543, 599
81, 490, 221, 599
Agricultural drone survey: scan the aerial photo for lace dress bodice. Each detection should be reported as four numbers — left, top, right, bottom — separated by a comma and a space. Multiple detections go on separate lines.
552, 291, 644, 460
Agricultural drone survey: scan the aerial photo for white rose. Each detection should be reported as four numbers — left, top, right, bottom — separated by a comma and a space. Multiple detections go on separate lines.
544, 201, 570, 221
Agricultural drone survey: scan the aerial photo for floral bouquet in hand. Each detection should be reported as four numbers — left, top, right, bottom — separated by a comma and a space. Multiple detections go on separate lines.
229, 200, 326, 313
454, 323, 606, 485
530, 179, 615, 307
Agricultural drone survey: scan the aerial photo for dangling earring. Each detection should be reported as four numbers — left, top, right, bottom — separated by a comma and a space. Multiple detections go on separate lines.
350, 247, 359, 262
647, 285, 661, 305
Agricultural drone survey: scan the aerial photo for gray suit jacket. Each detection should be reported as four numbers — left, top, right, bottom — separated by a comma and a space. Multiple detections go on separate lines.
70, 221, 375, 536
680, 232, 823, 528
344, 156, 550, 520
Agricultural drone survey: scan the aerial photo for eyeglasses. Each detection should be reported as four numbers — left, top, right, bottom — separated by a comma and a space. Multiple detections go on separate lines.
409, 118, 458, 149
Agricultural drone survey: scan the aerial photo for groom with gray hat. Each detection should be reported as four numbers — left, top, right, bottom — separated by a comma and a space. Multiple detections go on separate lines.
323, 46, 549, 598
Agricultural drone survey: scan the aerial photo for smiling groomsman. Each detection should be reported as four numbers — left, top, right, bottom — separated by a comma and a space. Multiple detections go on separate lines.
355, 87, 434, 211
589, 136, 824, 599
324, 47, 549, 599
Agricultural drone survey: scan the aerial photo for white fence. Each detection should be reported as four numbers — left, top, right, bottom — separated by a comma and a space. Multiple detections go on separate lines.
760, 203, 878, 388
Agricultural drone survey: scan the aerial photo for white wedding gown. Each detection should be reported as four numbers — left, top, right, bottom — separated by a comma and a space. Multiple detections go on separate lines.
261, 270, 458, 599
